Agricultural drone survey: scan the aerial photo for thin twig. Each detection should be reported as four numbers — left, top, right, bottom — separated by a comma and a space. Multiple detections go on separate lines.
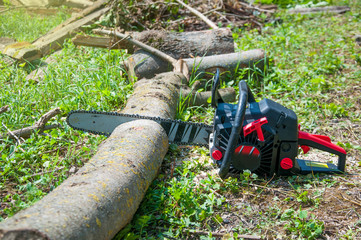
93, 29, 189, 79
1, 108, 61, 140
175, 0, 219, 29
185, 229, 261, 239
30, 167, 65, 177
238, 1, 276, 13
93, 29, 178, 66
0, 105, 9, 114
2, 122, 22, 145
341, 193, 361, 207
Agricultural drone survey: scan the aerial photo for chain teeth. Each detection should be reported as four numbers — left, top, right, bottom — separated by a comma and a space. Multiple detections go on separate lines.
67, 110, 212, 147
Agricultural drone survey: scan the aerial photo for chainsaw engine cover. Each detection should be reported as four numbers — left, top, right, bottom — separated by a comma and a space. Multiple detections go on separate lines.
210, 98, 299, 176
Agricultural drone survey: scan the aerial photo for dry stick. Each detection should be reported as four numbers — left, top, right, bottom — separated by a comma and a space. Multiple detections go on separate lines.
2, 108, 61, 140
93, 29, 190, 79
175, 0, 219, 29
238, 1, 275, 13
341, 193, 361, 207
2, 122, 22, 146
0, 105, 9, 114
185, 230, 261, 240
30, 167, 65, 177
93, 29, 178, 66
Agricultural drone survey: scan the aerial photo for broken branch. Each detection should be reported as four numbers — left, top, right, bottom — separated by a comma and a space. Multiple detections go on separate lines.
175, 0, 219, 29
93, 29, 191, 79
94, 29, 178, 66
2, 108, 61, 140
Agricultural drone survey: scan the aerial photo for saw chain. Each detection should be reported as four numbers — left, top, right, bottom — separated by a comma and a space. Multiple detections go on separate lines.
66, 110, 213, 147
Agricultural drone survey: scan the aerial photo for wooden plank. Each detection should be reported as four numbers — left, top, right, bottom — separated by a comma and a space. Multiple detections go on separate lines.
0, 37, 16, 52
45, 0, 108, 36
2, 6, 109, 61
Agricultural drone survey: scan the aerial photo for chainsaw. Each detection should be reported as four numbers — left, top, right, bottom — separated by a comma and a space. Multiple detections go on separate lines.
67, 70, 346, 178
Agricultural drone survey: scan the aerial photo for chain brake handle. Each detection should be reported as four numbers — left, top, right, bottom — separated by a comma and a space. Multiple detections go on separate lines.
218, 80, 256, 178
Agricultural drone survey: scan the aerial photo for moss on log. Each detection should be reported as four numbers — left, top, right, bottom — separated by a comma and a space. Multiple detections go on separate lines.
0, 72, 186, 240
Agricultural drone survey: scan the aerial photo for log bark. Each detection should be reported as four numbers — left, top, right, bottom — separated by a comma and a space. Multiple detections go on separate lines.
129, 49, 267, 79
130, 28, 234, 60
288, 5, 350, 14
0, 72, 185, 240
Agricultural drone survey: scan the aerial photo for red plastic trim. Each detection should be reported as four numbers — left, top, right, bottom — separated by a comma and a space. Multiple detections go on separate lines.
280, 158, 293, 170
243, 117, 268, 141
212, 149, 223, 161
298, 131, 346, 155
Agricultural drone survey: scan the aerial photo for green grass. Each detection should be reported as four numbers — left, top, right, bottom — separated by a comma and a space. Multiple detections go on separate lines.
1, 1, 361, 239
0, 8, 70, 42
0, 9, 132, 220
116, 3, 361, 239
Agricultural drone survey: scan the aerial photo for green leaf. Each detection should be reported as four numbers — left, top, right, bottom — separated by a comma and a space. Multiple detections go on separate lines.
299, 210, 308, 219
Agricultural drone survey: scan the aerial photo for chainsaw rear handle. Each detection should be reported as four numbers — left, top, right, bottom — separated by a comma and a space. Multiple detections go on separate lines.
219, 80, 255, 178
298, 131, 347, 172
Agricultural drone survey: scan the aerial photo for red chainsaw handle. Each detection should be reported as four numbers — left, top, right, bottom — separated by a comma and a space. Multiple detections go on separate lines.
298, 131, 346, 172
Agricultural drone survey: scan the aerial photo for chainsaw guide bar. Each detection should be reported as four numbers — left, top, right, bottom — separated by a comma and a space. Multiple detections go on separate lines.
67, 110, 213, 147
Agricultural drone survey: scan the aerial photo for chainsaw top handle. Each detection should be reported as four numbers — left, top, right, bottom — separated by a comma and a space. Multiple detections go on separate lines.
219, 80, 256, 178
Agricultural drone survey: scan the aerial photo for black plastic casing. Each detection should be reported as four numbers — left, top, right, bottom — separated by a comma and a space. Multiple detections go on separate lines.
212, 98, 301, 176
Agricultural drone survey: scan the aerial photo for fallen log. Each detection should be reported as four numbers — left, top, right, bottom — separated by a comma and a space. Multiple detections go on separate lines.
0, 72, 185, 240
288, 5, 350, 15
74, 28, 234, 56
128, 49, 267, 79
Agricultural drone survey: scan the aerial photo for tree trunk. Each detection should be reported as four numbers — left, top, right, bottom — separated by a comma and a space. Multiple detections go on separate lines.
128, 49, 267, 79
0, 72, 186, 240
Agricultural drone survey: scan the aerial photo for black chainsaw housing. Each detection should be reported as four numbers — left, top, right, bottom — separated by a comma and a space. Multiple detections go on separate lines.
210, 99, 299, 177
209, 69, 346, 178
